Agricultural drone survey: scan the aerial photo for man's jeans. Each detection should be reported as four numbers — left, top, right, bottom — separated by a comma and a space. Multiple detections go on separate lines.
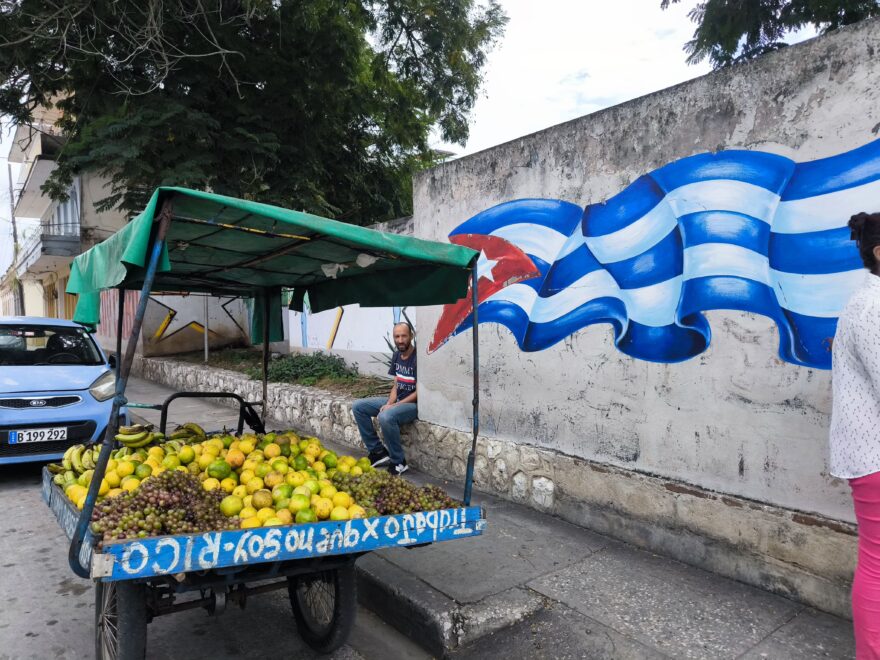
351, 396, 417, 465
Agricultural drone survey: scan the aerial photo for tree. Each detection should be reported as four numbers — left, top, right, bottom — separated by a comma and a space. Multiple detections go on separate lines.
0, 0, 506, 223
661, 0, 880, 68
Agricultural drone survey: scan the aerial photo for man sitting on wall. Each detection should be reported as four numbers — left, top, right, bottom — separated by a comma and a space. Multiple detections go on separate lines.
352, 322, 417, 476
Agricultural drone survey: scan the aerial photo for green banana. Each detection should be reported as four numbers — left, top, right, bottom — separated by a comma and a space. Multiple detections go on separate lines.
116, 446, 130, 457
53, 473, 66, 486
115, 430, 149, 445
118, 432, 154, 449
63, 470, 76, 484
163, 440, 182, 453
92, 446, 101, 463
169, 429, 193, 441
118, 424, 146, 435
70, 445, 85, 474
182, 423, 206, 439
46, 463, 64, 475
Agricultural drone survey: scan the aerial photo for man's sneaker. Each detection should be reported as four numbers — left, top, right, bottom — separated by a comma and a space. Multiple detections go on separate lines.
368, 449, 391, 468
388, 462, 409, 477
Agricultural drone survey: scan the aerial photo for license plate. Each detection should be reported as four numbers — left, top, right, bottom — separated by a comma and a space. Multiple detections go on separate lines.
8, 427, 68, 443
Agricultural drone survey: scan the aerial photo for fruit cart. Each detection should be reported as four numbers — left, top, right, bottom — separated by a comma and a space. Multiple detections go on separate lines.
45, 187, 486, 658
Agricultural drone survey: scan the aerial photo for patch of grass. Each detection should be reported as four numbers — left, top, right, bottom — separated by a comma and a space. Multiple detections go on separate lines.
174, 348, 390, 397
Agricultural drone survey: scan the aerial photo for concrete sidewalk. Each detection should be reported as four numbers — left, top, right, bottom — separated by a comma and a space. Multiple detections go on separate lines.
126, 377, 854, 659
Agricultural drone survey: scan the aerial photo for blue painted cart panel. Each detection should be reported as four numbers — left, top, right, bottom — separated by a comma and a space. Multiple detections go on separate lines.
97, 506, 485, 581
43, 469, 487, 582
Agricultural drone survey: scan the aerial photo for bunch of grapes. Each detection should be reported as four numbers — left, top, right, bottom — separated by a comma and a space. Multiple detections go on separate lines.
91, 470, 238, 545
332, 471, 459, 515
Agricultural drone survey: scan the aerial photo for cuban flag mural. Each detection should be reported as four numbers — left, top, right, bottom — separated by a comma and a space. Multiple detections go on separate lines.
428, 139, 880, 369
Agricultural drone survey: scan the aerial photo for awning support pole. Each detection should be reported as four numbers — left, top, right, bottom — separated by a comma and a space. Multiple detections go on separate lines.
463, 262, 479, 506
261, 290, 270, 426
204, 294, 209, 363
115, 288, 124, 379
69, 197, 174, 578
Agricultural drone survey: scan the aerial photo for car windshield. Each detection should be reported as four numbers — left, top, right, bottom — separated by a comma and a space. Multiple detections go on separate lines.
0, 324, 104, 366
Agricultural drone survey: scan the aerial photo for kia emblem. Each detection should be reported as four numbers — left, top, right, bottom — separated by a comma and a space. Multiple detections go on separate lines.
29, 399, 47, 407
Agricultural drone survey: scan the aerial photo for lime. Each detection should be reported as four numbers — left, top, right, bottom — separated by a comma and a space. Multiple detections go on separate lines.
134, 463, 153, 480
295, 508, 318, 524
288, 493, 311, 513
272, 484, 294, 501
207, 460, 232, 480
220, 495, 244, 517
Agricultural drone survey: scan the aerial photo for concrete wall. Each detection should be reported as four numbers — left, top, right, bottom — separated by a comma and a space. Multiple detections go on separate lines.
414, 20, 880, 528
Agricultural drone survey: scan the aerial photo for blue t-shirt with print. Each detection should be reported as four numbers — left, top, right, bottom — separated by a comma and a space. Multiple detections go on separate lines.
388, 350, 417, 401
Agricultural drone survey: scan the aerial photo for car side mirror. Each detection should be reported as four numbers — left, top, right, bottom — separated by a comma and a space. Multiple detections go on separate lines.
108, 354, 117, 369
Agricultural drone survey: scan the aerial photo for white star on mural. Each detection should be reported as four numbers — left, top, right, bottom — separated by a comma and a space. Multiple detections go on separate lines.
476, 250, 499, 282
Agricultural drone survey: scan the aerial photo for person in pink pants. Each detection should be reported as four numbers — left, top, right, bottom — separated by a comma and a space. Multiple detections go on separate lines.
831, 211, 880, 659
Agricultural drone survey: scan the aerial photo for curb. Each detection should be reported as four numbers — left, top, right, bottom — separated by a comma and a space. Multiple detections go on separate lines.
356, 553, 546, 657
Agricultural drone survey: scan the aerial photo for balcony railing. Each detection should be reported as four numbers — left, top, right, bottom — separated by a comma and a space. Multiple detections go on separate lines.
42, 178, 81, 237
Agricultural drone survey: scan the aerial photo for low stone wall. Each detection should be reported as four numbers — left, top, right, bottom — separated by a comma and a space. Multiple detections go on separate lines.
132, 356, 857, 618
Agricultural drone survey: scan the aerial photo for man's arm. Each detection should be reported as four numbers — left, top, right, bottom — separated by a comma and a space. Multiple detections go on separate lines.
381, 379, 399, 411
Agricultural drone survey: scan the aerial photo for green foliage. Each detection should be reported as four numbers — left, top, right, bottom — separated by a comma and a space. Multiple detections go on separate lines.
661, 0, 880, 68
0, 0, 506, 222
245, 351, 357, 386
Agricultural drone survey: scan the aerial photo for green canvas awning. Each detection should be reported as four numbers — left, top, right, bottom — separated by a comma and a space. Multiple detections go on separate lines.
67, 187, 477, 341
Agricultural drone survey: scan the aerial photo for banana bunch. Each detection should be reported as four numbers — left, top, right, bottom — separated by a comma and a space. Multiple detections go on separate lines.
167, 422, 207, 443
115, 423, 163, 449
48, 443, 101, 483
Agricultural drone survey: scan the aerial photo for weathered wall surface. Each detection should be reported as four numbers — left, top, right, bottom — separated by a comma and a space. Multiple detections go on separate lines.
132, 356, 858, 617
414, 19, 880, 525
94, 290, 249, 357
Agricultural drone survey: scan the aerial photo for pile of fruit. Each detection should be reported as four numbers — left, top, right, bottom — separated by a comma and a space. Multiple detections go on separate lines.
48, 421, 461, 543
332, 471, 459, 515
91, 470, 236, 543
49, 424, 458, 542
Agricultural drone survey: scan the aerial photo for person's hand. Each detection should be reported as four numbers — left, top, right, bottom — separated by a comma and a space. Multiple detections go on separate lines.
380, 403, 393, 412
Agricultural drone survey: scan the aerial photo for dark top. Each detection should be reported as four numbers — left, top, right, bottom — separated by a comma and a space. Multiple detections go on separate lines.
388, 350, 417, 402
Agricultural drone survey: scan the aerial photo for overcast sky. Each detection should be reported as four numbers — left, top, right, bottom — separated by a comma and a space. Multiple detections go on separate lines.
434, 0, 713, 157
0, 2, 815, 275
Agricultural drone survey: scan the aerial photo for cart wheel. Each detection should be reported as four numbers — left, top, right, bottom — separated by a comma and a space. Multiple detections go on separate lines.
288, 565, 357, 653
95, 580, 147, 660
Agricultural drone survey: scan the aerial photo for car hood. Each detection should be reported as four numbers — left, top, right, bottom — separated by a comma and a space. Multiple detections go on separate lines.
0, 365, 109, 394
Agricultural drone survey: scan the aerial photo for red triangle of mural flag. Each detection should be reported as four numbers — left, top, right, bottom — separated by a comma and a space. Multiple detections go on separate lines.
428, 233, 541, 353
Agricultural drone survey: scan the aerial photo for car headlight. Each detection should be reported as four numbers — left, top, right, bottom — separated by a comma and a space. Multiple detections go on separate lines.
89, 370, 117, 402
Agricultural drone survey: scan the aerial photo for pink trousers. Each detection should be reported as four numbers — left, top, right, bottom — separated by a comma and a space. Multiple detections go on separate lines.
851, 471, 880, 660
